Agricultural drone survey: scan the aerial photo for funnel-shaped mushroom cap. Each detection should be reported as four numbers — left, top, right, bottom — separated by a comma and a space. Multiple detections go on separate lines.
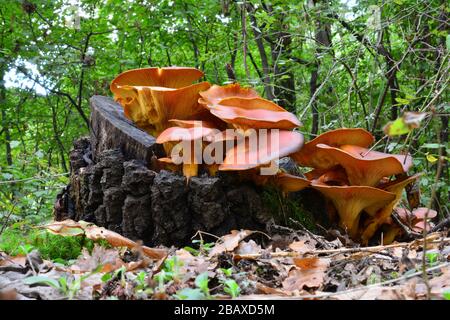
312, 184, 396, 238
305, 166, 349, 186
360, 173, 422, 243
110, 67, 210, 135
219, 130, 304, 171
315, 144, 412, 187
291, 128, 375, 169
340, 145, 412, 173
273, 172, 310, 193
207, 97, 301, 130
117, 82, 211, 134
198, 83, 259, 106
156, 123, 217, 144
111, 67, 204, 89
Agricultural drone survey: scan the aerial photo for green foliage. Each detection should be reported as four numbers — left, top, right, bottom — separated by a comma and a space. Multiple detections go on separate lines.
23, 269, 98, 300
175, 272, 211, 300
0, 225, 100, 262
222, 279, 241, 298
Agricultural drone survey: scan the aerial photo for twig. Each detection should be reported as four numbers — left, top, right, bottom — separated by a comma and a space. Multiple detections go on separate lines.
234, 234, 450, 260
288, 218, 332, 250
297, 262, 450, 300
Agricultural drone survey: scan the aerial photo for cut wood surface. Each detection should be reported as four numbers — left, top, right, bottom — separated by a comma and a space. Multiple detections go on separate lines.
89, 95, 164, 163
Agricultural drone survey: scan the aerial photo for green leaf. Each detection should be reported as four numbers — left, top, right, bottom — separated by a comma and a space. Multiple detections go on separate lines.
23, 276, 60, 289
175, 288, 207, 300
194, 272, 209, 293
223, 279, 240, 298
101, 273, 112, 283
383, 118, 411, 137
395, 97, 411, 105
443, 291, 450, 300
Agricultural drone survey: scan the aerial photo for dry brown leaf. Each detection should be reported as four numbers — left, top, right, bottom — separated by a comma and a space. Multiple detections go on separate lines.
429, 266, 450, 297
235, 240, 262, 255
70, 245, 123, 273
288, 239, 316, 254
293, 257, 320, 270
256, 282, 288, 296
282, 258, 330, 291
209, 230, 254, 256
0, 254, 26, 267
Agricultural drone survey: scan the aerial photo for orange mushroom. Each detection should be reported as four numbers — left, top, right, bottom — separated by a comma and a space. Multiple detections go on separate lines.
156, 121, 217, 180
110, 67, 211, 135
360, 173, 422, 243
291, 128, 375, 169
207, 97, 301, 131
311, 184, 396, 238
219, 130, 304, 172
199, 84, 300, 132
315, 144, 412, 187
272, 172, 310, 194
198, 83, 259, 106
304, 166, 349, 186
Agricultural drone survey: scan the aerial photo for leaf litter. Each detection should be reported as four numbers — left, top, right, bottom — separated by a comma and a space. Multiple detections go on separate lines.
1, 219, 449, 300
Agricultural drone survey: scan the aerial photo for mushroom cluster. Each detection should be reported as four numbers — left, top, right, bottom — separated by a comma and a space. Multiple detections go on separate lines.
111, 67, 308, 189
291, 128, 420, 244
111, 67, 422, 244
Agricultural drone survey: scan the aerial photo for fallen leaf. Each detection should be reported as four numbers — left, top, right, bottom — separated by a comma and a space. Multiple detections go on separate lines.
289, 240, 316, 254
209, 230, 254, 256
235, 240, 261, 255
282, 258, 330, 291
71, 245, 123, 273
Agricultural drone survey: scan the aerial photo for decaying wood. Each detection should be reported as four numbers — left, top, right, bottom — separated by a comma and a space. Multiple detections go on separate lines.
89, 95, 164, 163
55, 96, 287, 247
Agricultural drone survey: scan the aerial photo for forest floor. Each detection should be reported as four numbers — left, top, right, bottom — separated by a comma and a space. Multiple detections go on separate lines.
0, 219, 449, 300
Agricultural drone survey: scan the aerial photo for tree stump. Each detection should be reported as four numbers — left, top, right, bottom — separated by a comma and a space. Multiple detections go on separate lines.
55, 96, 297, 247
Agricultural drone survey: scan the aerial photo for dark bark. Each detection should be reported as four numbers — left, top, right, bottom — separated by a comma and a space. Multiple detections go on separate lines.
55, 96, 289, 246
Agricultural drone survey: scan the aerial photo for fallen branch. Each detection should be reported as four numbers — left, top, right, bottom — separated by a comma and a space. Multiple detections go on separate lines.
234, 234, 450, 260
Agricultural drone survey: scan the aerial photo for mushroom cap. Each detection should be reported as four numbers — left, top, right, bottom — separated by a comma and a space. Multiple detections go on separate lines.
312, 183, 396, 238
208, 97, 301, 130
315, 144, 413, 187
305, 166, 349, 186
360, 173, 422, 243
198, 83, 259, 106
219, 130, 304, 171
412, 207, 437, 220
291, 128, 375, 169
118, 82, 211, 134
273, 172, 310, 193
168, 119, 218, 129
110, 67, 204, 90
110, 67, 210, 135
156, 123, 217, 144
339, 145, 412, 173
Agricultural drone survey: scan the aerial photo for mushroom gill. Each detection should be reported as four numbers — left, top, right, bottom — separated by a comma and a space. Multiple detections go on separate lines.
311, 184, 396, 238
315, 144, 412, 187
291, 128, 375, 169
360, 173, 422, 244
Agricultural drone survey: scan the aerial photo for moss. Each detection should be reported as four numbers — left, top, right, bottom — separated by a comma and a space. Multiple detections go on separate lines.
261, 186, 316, 232
0, 224, 110, 262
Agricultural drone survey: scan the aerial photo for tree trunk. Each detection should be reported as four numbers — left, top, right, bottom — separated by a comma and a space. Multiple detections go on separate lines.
54, 97, 273, 246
